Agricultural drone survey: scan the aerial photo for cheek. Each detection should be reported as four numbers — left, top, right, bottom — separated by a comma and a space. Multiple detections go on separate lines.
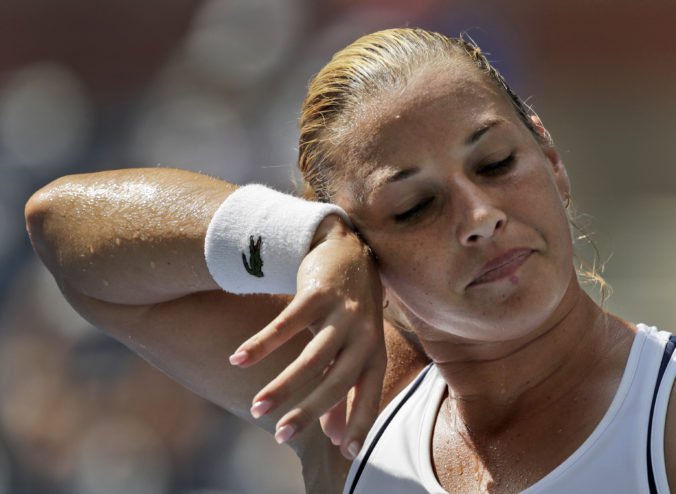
374, 234, 453, 307
375, 241, 422, 289
509, 166, 575, 290
511, 160, 571, 237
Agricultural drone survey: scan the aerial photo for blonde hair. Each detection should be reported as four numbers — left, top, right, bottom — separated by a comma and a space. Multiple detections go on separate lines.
297, 27, 609, 303
298, 27, 546, 202
568, 203, 613, 304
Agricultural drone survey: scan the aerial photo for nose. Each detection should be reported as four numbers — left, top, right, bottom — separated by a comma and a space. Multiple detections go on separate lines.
454, 182, 506, 246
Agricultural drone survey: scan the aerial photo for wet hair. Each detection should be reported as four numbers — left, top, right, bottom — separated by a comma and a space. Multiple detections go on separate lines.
297, 27, 609, 304
297, 27, 550, 202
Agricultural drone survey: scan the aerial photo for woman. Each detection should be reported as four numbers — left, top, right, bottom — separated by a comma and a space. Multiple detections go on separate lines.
25, 28, 676, 493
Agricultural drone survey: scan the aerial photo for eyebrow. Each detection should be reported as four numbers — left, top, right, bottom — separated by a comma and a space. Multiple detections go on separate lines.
375, 119, 503, 187
384, 167, 420, 184
466, 119, 500, 145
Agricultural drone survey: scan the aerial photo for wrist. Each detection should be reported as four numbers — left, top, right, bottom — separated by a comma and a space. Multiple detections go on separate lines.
204, 184, 352, 294
310, 214, 353, 249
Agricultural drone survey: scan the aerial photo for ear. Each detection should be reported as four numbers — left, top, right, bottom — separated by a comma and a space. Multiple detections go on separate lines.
530, 115, 571, 204
529, 114, 548, 140
542, 143, 571, 205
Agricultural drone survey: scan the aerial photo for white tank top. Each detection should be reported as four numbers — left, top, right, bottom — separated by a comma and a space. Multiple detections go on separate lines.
342, 324, 676, 493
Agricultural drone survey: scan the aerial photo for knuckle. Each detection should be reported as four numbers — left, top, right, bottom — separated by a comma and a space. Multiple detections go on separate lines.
372, 349, 387, 367
347, 410, 378, 436
270, 319, 288, 336
302, 352, 326, 374
323, 375, 351, 398
360, 329, 383, 348
363, 395, 381, 416
354, 393, 380, 416
346, 418, 369, 438
265, 382, 289, 402
365, 342, 386, 360
342, 299, 361, 317
290, 407, 315, 429
243, 336, 263, 355
345, 295, 360, 308
256, 380, 280, 398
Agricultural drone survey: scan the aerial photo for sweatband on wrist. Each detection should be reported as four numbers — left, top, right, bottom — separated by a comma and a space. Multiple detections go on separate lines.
204, 184, 351, 294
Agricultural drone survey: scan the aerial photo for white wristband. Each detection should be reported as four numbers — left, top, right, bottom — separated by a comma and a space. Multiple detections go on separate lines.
204, 184, 351, 294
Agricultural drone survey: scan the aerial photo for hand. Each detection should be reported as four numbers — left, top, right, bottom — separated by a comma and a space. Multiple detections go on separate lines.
229, 215, 386, 460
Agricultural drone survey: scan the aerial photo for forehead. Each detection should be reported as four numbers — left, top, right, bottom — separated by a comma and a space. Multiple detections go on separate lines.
335, 63, 516, 199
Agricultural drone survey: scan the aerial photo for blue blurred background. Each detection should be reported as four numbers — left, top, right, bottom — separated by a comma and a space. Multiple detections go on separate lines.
2, 1, 676, 492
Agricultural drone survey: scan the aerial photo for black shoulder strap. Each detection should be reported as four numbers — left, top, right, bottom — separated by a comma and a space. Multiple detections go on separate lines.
348, 363, 433, 494
647, 334, 676, 494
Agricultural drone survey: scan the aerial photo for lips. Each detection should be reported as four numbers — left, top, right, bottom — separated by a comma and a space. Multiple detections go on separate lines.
468, 248, 534, 287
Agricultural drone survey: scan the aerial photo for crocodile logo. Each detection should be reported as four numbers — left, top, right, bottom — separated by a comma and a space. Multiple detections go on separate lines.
242, 235, 264, 277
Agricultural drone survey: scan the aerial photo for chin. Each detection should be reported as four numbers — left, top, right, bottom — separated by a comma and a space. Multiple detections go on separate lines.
409, 280, 573, 344
387, 256, 577, 343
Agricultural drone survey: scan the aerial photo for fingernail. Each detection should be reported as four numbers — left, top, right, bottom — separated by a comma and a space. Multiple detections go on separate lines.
229, 350, 248, 366
250, 399, 272, 419
274, 424, 296, 444
347, 440, 361, 459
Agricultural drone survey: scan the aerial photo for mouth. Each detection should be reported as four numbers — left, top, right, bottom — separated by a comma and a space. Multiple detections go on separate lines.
468, 248, 535, 287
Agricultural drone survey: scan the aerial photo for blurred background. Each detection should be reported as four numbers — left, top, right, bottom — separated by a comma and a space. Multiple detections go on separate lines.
1, 0, 676, 492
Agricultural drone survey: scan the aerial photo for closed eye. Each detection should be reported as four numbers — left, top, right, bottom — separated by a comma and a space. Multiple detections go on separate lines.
393, 197, 435, 223
478, 153, 516, 176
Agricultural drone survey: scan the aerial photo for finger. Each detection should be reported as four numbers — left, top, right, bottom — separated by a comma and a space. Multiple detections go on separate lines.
339, 356, 386, 460
229, 291, 324, 367
320, 397, 347, 446
272, 345, 364, 445
250, 324, 343, 418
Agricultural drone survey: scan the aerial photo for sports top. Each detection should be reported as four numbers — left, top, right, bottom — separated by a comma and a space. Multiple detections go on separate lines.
343, 324, 676, 493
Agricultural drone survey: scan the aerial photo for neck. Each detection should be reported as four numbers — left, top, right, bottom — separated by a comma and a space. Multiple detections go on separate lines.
417, 284, 634, 435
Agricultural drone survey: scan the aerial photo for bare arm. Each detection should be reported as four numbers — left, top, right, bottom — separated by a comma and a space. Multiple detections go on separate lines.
26, 168, 231, 305
25, 168, 294, 422
25, 167, 387, 459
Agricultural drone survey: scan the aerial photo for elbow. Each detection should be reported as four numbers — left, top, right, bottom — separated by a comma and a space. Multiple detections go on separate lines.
25, 180, 68, 276
25, 187, 52, 259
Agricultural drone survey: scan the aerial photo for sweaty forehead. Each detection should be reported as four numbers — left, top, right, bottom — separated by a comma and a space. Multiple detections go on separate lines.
336, 63, 508, 200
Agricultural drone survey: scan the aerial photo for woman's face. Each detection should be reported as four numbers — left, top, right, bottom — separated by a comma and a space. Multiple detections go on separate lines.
334, 62, 575, 343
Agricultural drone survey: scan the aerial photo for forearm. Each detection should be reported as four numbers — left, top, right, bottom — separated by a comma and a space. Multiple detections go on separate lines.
25, 166, 394, 460
25, 167, 234, 305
